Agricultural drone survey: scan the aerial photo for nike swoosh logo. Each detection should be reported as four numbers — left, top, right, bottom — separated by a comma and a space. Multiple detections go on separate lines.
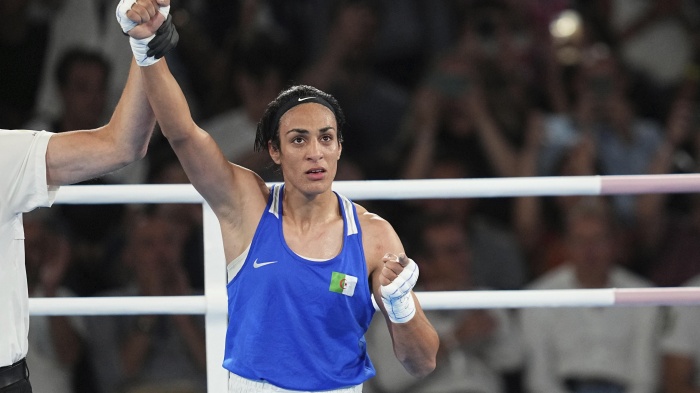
253, 259, 278, 268
298, 97, 315, 102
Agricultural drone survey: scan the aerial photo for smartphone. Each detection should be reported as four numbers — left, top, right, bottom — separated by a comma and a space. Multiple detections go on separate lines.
428, 71, 471, 98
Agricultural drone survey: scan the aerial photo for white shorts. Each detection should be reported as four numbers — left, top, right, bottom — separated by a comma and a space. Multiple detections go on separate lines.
228, 372, 363, 393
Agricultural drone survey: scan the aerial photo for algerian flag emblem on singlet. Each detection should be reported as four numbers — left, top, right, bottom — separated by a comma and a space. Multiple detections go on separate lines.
329, 272, 358, 296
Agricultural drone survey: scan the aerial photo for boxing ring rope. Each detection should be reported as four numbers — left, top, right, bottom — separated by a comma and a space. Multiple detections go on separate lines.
29, 288, 700, 315
50, 173, 700, 203
28, 173, 700, 392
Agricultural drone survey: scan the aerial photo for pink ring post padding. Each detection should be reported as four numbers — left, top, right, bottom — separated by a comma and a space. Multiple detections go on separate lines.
601, 174, 700, 195
614, 288, 700, 306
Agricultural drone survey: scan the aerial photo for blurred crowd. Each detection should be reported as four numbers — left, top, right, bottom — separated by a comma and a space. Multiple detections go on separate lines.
4, 0, 700, 392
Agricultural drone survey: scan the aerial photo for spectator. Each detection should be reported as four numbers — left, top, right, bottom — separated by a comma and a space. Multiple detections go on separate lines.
26, 47, 111, 135
397, 43, 521, 182
536, 43, 664, 227
366, 214, 523, 393
514, 109, 603, 277
33, 0, 131, 124
635, 79, 700, 285
86, 213, 207, 393
299, 0, 411, 176
399, 156, 527, 291
199, 30, 293, 181
24, 210, 88, 393
519, 197, 662, 393
145, 155, 204, 291
394, 20, 536, 224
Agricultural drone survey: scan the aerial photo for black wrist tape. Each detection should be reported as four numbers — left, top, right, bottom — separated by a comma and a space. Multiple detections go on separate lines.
147, 14, 179, 59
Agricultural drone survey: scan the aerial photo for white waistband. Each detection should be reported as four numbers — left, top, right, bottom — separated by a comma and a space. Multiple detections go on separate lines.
228, 372, 362, 393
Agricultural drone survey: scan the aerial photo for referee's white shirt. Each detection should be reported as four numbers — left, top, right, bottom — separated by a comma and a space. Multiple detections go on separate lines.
0, 130, 58, 367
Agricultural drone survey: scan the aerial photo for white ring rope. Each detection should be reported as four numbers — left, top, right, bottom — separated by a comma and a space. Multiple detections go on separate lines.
54, 173, 700, 204
30, 296, 206, 316
29, 288, 700, 316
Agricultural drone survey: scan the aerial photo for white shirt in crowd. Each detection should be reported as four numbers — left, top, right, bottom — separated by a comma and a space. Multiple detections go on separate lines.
520, 264, 662, 393
200, 108, 258, 163
365, 301, 523, 393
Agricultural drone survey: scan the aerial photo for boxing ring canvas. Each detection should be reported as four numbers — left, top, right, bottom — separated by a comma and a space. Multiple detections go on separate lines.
28, 174, 700, 392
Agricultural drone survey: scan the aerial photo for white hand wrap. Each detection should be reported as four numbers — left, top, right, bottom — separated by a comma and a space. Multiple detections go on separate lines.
115, 0, 171, 66
380, 258, 419, 323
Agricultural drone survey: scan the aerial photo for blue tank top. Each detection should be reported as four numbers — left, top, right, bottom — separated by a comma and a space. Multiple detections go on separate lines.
223, 184, 376, 390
